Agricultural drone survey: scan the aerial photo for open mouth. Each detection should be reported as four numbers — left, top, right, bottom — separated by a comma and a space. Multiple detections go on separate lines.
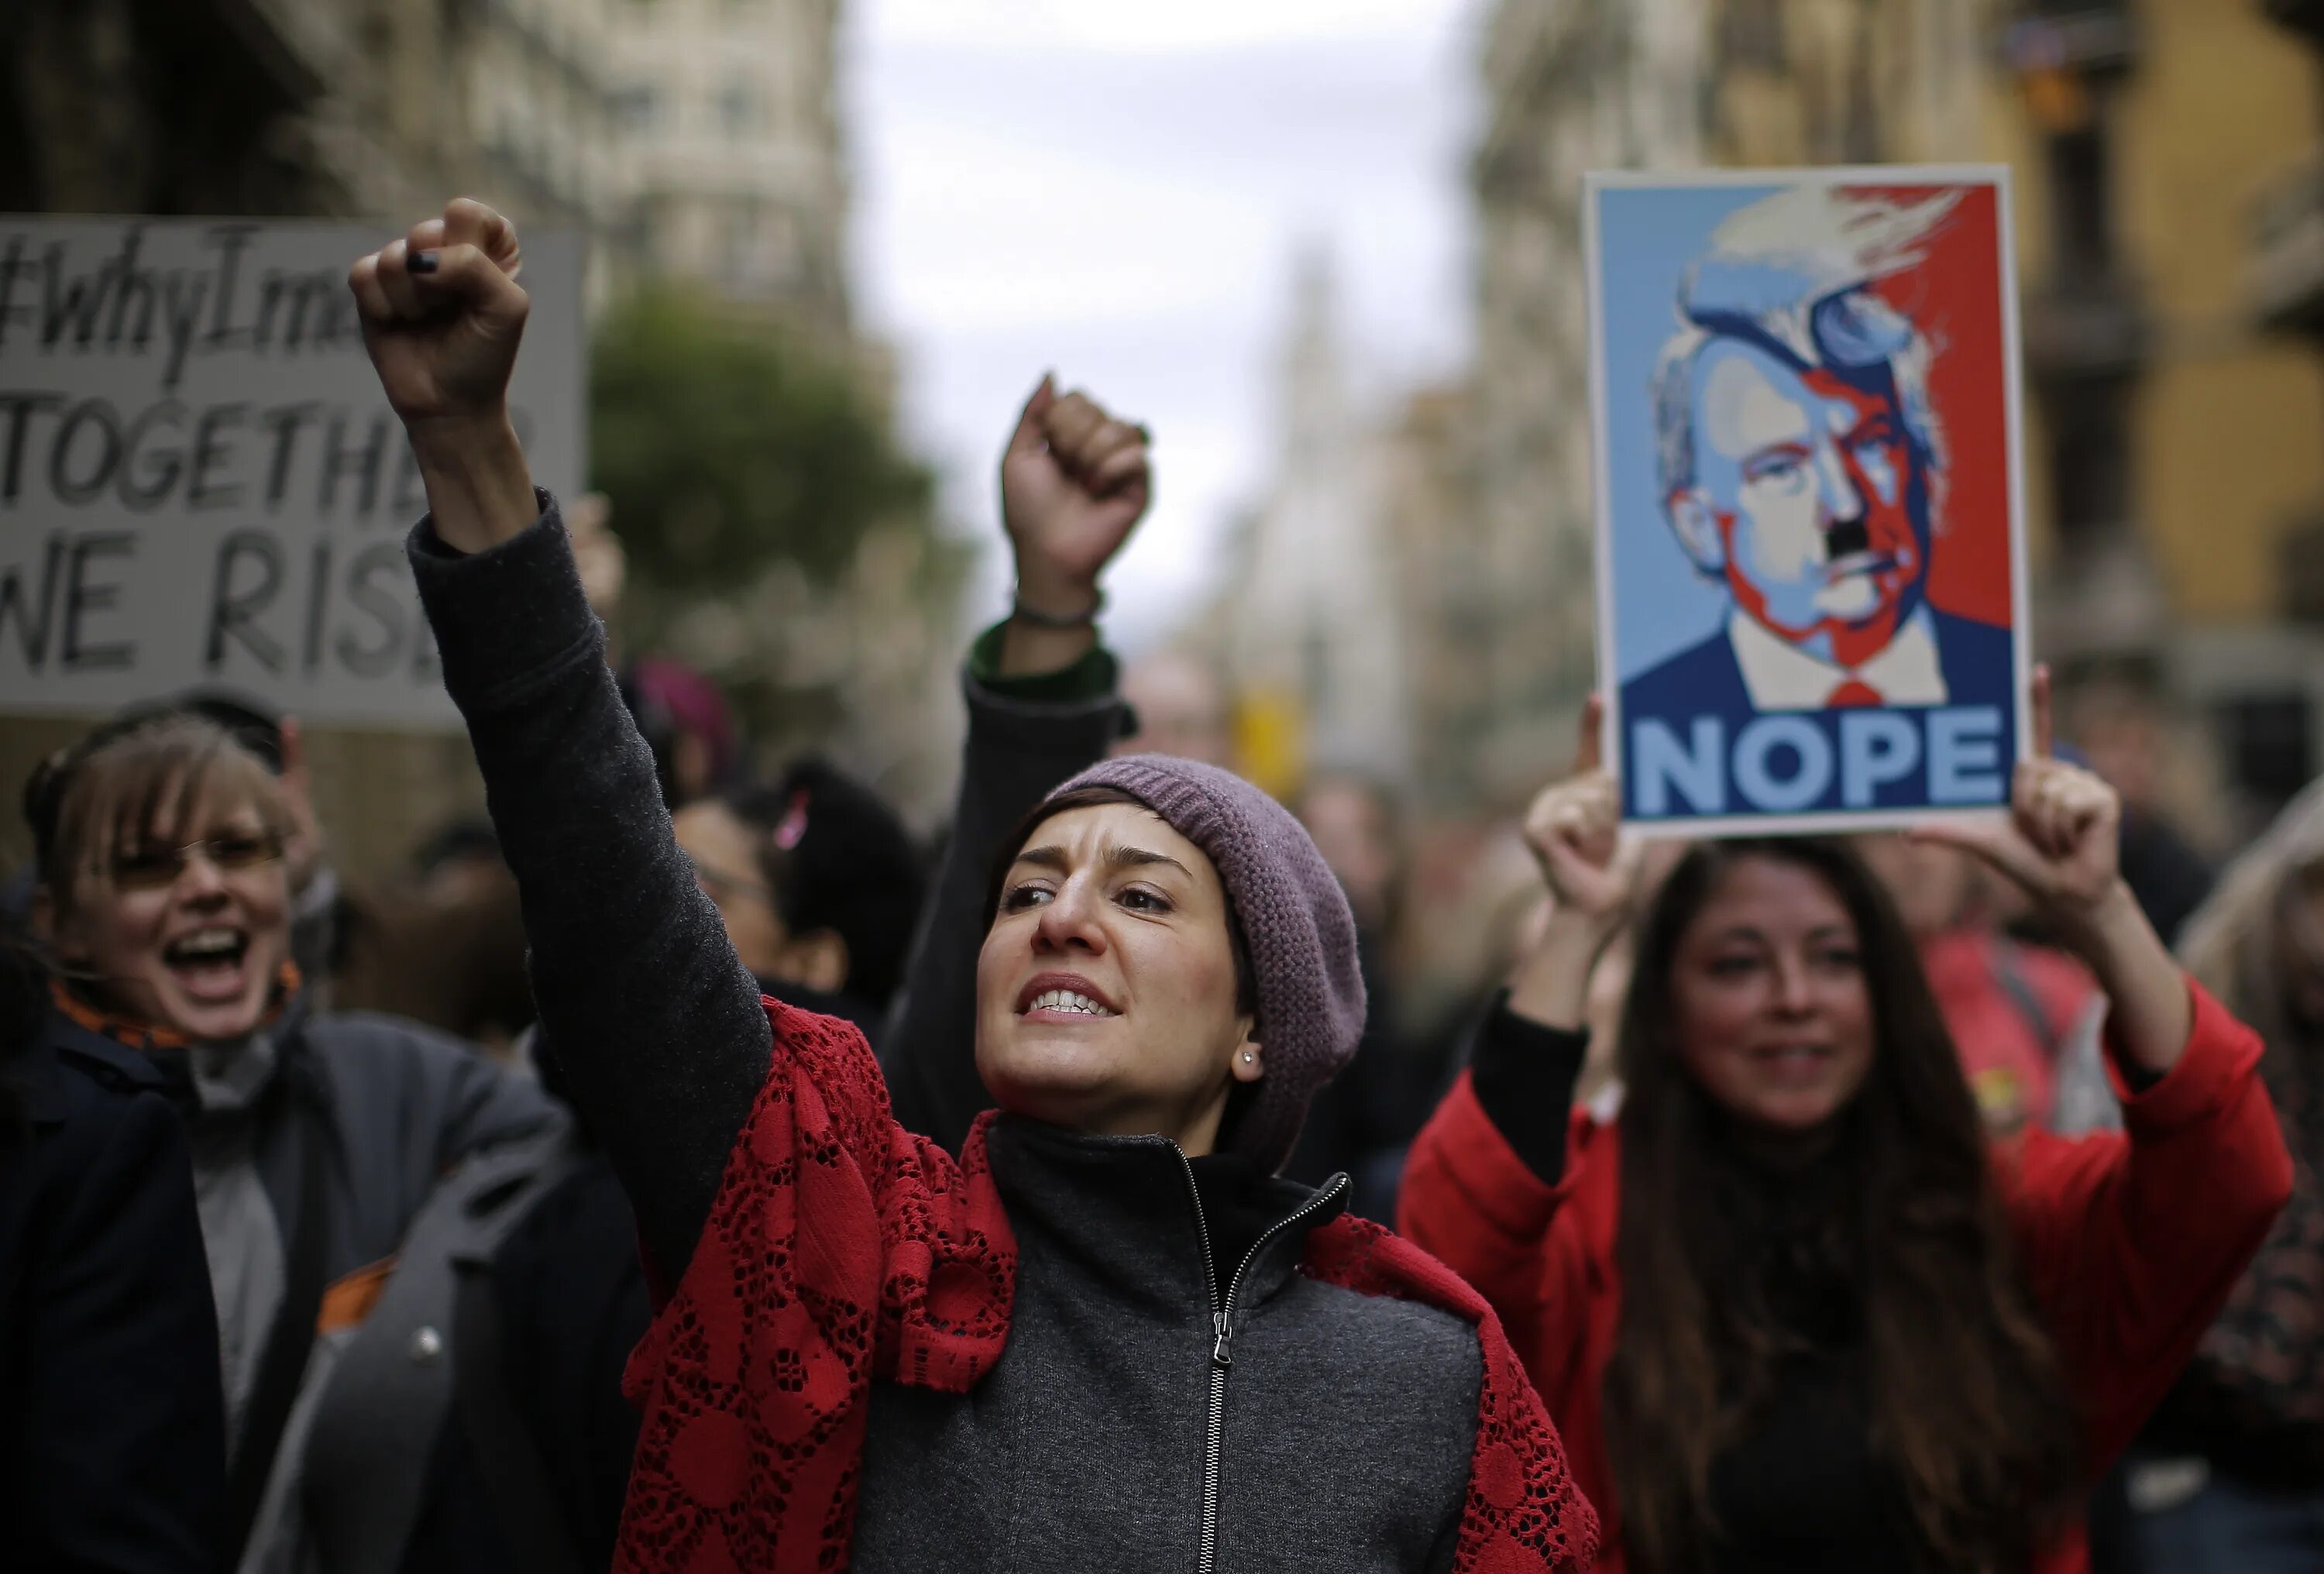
1751, 1043, 1834, 1084
1016, 973, 1121, 1019
162, 926, 253, 1001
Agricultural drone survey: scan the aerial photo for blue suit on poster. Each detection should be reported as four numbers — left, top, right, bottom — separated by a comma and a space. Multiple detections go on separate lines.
1604, 183, 2019, 824
1619, 610, 2015, 820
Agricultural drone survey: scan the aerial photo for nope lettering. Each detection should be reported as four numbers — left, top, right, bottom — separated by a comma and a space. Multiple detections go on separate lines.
1624, 707, 2010, 821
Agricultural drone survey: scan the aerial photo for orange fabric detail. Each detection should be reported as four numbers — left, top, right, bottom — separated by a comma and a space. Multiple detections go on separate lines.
1825, 679, 1885, 708
318, 1258, 395, 1335
51, 960, 303, 1054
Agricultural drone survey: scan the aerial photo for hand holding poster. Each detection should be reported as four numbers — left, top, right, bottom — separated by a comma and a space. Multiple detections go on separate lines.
0, 218, 583, 728
1585, 167, 2030, 834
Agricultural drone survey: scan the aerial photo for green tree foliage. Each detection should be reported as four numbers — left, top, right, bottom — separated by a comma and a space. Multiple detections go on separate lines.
587, 286, 968, 784
590, 286, 934, 598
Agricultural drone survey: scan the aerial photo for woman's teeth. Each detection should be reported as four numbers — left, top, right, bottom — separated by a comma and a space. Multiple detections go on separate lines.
1027, 988, 1116, 1018
166, 928, 246, 966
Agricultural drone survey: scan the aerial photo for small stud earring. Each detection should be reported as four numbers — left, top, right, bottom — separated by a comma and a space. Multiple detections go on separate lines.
1242, 1050, 1256, 1065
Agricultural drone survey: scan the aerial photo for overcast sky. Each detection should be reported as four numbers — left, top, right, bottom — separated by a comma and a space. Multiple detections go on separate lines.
846, 0, 1481, 653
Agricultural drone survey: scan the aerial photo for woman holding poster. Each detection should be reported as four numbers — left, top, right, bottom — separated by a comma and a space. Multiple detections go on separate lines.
1397, 690, 2291, 1573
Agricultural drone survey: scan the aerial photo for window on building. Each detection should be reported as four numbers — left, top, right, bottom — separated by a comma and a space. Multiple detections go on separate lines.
719, 82, 758, 137
614, 84, 660, 132
1718, 0, 1786, 70
2044, 383, 2132, 546
724, 204, 761, 287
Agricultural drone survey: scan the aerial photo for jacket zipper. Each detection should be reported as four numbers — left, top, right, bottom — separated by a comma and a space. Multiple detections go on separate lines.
1175, 1148, 1351, 1574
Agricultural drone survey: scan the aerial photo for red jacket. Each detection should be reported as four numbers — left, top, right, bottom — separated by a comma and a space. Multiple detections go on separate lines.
1398, 978, 2291, 1574
1921, 928, 2098, 1130
614, 1002, 1600, 1573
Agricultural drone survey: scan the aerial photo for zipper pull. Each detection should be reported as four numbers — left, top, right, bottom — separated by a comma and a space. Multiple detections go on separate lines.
1211, 1311, 1233, 1369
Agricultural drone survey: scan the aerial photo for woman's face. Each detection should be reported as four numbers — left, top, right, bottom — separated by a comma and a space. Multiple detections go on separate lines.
674, 801, 791, 980
975, 802, 1260, 1153
53, 788, 291, 1043
1669, 854, 1876, 1136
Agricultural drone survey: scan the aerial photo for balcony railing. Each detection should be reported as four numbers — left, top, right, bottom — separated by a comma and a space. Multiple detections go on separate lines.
2251, 155, 2324, 332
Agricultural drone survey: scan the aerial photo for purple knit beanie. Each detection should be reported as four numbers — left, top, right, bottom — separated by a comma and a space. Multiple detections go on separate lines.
1036, 754, 1365, 1174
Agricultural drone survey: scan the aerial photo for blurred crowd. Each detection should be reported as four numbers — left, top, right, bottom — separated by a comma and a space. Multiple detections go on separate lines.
9, 205, 2324, 1574
14, 593, 2323, 1572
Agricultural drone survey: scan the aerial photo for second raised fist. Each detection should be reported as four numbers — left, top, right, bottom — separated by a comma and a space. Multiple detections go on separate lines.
1000, 376, 1153, 617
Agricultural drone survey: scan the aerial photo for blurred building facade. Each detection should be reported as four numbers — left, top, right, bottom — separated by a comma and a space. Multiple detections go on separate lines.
2, 0, 359, 215
1, 1, 617, 230
1459, 0, 2324, 826
1462, 0, 1706, 806
605, 0, 851, 329
0, 0, 956, 871
1377, 383, 1485, 811
1208, 252, 1411, 796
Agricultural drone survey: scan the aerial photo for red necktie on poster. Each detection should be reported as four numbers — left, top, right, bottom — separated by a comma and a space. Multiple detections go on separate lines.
1827, 679, 1884, 707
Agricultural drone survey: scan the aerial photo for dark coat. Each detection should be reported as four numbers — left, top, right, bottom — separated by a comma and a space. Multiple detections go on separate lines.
0, 1029, 225, 1573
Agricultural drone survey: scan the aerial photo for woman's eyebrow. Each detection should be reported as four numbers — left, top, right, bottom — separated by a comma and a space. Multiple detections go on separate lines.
1009, 843, 1194, 880
1105, 844, 1193, 879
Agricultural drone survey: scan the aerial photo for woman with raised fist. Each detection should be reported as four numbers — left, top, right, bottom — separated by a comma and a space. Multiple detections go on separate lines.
1397, 686, 2292, 1574
350, 200, 1597, 1574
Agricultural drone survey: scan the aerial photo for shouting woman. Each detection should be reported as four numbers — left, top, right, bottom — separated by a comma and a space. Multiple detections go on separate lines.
1398, 696, 2291, 1573
22, 706, 554, 1573
347, 199, 1597, 1573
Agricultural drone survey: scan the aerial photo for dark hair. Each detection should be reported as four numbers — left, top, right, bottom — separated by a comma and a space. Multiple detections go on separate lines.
985, 784, 1261, 1140
720, 759, 925, 1009
412, 818, 503, 878
166, 689, 287, 772
1600, 837, 2077, 1573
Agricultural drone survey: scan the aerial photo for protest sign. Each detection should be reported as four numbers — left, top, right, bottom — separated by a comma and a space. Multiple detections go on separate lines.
0, 217, 583, 729
1585, 166, 2031, 836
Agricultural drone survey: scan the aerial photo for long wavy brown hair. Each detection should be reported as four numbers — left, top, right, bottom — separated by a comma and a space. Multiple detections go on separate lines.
1600, 837, 2078, 1572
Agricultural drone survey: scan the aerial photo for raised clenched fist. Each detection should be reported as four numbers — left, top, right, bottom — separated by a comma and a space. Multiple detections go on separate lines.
349, 198, 528, 435
999, 376, 1152, 617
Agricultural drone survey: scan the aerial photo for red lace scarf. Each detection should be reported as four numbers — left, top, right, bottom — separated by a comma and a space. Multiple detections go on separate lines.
617, 1001, 1597, 1572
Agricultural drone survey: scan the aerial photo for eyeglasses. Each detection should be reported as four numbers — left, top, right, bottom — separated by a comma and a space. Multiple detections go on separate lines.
684, 852, 775, 908
111, 832, 285, 890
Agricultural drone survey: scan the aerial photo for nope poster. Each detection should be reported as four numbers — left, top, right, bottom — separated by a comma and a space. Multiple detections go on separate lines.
1585, 167, 2032, 836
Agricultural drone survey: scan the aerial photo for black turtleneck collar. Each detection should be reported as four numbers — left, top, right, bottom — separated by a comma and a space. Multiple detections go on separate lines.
982, 1116, 1346, 1318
